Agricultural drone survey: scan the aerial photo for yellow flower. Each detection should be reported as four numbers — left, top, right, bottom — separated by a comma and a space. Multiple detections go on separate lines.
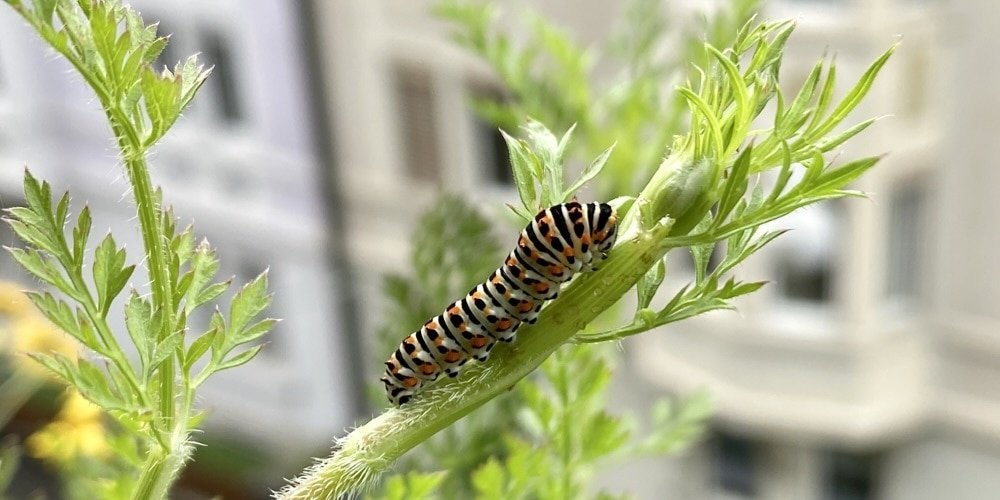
0, 281, 78, 377
0, 282, 78, 379
0, 283, 107, 465
59, 389, 104, 424
10, 314, 79, 379
0, 282, 35, 317
26, 391, 110, 465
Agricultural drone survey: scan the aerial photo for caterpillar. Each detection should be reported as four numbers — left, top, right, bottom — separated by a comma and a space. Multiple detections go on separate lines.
381, 201, 618, 406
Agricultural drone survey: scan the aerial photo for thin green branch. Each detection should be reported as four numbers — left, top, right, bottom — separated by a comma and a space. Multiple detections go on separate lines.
119, 143, 176, 433
277, 217, 675, 499
3, 0, 239, 497
279, 15, 895, 497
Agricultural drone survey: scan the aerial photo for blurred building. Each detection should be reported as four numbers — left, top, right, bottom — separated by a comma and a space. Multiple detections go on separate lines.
627, 1, 1000, 500
309, 1, 1000, 500
2, 0, 998, 498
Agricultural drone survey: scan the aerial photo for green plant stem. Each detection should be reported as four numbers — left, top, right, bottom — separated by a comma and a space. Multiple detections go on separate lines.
132, 392, 192, 500
118, 145, 180, 498
60, 242, 155, 424
133, 455, 167, 500
132, 440, 188, 500
276, 213, 672, 499
9, 0, 178, 440
120, 150, 174, 418
5, 0, 160, 422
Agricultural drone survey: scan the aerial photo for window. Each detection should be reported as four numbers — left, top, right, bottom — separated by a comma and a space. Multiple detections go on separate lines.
824, 450, 879, 500
394, 63, 441, 183
200, 29, 244, 124
885, 179, 925, 304
468, 84, 513, 187
714, 433, 757, 497
473, 112, 512, 186
150, 21, 246, 126
772, 201, 840, 303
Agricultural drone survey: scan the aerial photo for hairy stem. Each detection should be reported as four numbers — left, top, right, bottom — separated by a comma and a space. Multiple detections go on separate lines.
131, 394, 193, 500
121, 149, 174, 420
117, 140, 180, 497
276, 213, 671, 499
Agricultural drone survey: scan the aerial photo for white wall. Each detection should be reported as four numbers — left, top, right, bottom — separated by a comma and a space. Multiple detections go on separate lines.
883, 432, 1000, 500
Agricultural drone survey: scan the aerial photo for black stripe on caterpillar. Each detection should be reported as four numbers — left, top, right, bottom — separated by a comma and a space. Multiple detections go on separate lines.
381, 201, 618, 406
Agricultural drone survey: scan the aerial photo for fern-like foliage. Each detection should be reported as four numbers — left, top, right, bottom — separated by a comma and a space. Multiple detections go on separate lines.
278, 9, 896, 498
1, 1, 275, 497
435, 0, 761, 197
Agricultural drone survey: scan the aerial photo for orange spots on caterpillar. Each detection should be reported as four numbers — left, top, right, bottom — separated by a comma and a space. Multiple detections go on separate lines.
381, 202, 618, 406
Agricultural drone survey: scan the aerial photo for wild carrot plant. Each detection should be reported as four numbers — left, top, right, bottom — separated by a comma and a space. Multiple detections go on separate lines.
279, 8, 896, 500
1, 1, 274, 497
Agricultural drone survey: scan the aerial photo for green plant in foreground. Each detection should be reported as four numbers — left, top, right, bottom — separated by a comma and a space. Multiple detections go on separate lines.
464, 345, 709, 500
373, 2, 756, 496
2, 0, 274, 498
368, 196, 709, 499
377, 344, 710, 500
368, 195, 522, 499
278, 17, 896, 499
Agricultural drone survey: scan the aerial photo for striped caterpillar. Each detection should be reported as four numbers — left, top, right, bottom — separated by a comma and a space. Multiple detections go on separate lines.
381, 201, 618, 406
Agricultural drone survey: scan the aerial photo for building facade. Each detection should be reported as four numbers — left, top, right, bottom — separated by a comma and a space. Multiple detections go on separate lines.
307, 0, 1000, 499
629, 1, 1000, 499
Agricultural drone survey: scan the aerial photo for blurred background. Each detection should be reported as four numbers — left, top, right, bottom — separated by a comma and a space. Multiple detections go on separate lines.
0, 0, 996, 498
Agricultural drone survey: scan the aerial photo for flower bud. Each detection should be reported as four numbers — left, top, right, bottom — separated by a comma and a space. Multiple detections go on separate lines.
641, 153, 716, 236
